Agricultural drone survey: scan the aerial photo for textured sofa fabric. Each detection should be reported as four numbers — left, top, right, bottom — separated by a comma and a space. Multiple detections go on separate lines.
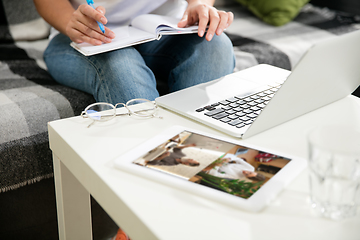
0, 0, 115, 239
311, 0, 360, 15
0, 0, 360, 239
0, 0, 96, 193
0, 0, 49, 41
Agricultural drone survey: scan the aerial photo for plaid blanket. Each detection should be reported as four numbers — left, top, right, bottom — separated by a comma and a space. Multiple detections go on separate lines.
0, 0, 95, 192
226, 4, 360, 71
0, 0, 359, 192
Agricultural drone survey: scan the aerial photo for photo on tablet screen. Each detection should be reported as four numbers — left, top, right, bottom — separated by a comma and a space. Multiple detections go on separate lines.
132, 130, 291, 199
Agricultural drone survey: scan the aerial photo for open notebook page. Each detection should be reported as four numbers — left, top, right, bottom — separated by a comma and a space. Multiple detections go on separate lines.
70, 26, 156, 56
131, 14, 199, 36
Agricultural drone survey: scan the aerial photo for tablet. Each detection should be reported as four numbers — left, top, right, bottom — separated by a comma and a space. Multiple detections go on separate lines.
114, 126, 307, 212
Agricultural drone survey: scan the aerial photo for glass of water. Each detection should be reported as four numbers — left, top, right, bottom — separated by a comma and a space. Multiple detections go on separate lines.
307, 125, 360, 220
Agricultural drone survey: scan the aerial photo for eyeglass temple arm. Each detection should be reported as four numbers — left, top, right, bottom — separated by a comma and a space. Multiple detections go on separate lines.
116, 107, 157, 116
81, 111, 130, 118
82, 107, 158, 118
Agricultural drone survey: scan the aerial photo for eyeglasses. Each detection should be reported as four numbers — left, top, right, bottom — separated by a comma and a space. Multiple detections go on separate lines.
81, 98, 161, 127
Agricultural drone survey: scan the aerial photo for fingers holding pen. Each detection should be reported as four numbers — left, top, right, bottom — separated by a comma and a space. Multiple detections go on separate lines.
82, 4, 107, 29
68, 23, 114, 45
66, 4, 115, 45
80, 4, 116, 42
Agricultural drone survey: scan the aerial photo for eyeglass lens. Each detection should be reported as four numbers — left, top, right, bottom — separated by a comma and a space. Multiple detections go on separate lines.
125, 99, 156, 117
86, 103, 116, 121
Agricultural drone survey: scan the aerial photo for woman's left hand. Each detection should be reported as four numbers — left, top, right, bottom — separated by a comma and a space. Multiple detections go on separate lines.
178, 0, 234, 41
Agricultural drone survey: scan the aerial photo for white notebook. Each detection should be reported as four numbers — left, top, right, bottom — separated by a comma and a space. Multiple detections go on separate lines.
70, 14, 199, 56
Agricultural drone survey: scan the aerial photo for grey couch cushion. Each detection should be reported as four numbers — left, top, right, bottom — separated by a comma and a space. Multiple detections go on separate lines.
0, 0, 96, 192
0, 43, 95, 192
1, 0, 50, 41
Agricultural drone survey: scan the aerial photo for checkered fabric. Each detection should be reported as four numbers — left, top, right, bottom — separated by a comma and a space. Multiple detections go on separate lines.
0, 0, 50, 42
225, 3, 360, 71
0, 0, 359, 192
0, 0, 95, 192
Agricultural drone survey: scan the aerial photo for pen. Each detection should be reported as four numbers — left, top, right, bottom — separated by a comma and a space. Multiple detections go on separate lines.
86, 0, 105, 34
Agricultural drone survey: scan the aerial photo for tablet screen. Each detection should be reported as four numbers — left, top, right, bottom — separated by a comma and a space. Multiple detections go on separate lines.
132, 130, 291, 200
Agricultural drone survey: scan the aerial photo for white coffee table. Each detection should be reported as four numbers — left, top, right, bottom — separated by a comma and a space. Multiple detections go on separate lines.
48, 95, 360, 240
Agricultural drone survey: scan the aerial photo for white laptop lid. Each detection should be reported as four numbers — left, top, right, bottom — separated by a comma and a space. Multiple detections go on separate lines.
156, 30, 360, 138
244, 29, 360, 138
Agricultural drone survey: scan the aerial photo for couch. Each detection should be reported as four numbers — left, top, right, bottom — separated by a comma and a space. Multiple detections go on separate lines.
0, 0, 118, 239
1, 0, 359, 239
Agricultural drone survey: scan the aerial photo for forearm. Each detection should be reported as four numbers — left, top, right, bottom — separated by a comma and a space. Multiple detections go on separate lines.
33, 0, 75, 35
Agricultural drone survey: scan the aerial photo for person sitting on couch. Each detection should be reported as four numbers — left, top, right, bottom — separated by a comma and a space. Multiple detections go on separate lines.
32, 0, 235, 105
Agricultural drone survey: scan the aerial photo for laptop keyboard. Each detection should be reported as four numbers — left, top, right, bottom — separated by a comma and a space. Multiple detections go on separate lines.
195, 85, 282, 129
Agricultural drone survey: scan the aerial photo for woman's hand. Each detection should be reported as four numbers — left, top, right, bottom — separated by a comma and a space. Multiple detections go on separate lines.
178, 0, 233, 41
66, 4, 115, 45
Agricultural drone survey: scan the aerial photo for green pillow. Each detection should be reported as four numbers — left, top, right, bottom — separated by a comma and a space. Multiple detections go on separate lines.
235, 0, 310, 26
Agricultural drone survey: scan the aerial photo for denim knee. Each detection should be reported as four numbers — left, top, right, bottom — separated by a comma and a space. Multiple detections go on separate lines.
44, 35, 159, 104
200, 33, 236, 74
168, 33, 235, 91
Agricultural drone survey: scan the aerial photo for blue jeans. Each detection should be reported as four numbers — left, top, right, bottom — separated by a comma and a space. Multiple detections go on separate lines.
44, 33, 235, 104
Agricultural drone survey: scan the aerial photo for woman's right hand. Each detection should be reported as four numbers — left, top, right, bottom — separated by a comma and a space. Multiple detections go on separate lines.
66, 4, 115, 45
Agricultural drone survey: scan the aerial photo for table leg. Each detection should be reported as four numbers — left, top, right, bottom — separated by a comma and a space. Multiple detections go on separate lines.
53, 153, 93, 240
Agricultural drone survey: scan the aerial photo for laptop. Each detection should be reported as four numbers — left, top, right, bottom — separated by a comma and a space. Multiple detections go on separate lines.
155, 30, 360, 138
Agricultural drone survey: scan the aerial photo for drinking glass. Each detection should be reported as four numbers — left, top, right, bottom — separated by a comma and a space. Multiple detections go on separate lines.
307, 125, 360, 220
